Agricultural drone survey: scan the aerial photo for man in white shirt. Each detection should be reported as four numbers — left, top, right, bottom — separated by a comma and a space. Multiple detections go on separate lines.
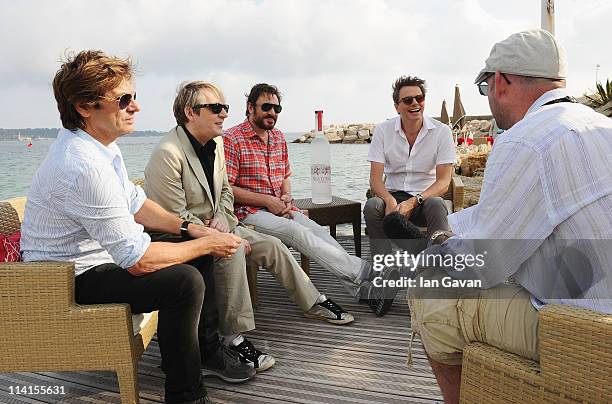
21, 50, 241, 404
363, 76, 456, 315
364, 76, 456, 259
409, 29, 612, 403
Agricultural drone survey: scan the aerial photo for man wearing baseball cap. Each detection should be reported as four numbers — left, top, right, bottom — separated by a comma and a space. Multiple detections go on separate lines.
408, 29, 612, 403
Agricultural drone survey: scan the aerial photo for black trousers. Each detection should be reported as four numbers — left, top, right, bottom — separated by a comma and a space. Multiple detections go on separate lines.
75, 262, 208, 403
148, 233, 220, 355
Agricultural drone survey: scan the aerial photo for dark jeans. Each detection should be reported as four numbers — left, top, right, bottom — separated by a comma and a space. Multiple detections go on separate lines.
149, 233, 221, 357
364, 191, 450, 258
75, 263, 207, 403
389, 191, 448, 229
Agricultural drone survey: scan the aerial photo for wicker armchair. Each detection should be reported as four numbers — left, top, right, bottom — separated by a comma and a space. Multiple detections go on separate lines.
0, 197, 158, 404
460, 304, 612, 403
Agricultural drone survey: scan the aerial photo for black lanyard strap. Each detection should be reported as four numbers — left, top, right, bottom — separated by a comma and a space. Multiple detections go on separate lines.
543, 96, 578, 106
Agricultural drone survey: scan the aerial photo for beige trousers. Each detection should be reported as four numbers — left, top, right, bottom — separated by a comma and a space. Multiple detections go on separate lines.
214, 226, 320, 335
408, 267, 539, 365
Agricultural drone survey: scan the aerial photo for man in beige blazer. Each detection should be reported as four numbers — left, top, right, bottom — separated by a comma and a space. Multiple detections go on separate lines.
145, 81, 354, 376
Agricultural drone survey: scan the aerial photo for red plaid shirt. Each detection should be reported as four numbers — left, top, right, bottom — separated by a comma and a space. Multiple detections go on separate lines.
223, 119, 298, 220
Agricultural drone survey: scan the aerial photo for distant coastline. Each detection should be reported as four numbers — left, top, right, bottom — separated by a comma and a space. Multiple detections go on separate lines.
0, 128, 165, 140
0, 128, 304, 141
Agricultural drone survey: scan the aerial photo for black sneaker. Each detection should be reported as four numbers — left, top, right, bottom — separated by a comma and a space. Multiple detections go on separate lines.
201, 344, 255, 383
366, 265, 401, 317
229, 336, 275, 372
305, 297, 355, 324
180, 395, 215, 404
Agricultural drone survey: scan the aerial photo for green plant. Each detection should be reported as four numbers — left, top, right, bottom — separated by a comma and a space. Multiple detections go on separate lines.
585, 79, 612, 107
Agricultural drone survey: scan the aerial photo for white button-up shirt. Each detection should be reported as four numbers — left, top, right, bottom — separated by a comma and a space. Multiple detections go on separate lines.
21, 128, 150, 275
438, 89, 612, 314
367, 115, 456, 194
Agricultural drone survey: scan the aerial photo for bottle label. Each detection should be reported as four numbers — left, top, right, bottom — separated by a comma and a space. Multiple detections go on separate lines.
311, 164, 331, 183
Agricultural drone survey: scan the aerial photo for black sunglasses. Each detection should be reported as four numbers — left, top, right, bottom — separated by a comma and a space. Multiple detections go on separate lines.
260, 103, 282, 113
399, 94, 425, 105
194, 103, 230, 114
100, 92, 136, 109
478, 72, 512, 96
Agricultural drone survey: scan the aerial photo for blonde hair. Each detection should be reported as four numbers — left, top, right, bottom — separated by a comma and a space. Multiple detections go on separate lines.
173, 81, 224, 125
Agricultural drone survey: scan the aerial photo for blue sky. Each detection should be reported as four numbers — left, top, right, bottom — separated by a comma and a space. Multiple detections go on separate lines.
0, 0, 610, 132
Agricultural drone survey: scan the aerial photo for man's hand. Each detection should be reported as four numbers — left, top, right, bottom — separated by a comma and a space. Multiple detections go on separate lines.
207, 232, 243, 258
266, 195, 289, 216
243, 239, 252, 255
280, 193, 293, 218
208, 217, 230, 233
384, 197, 399, 216
395, 197, 417, 218
187, 223, 219, 238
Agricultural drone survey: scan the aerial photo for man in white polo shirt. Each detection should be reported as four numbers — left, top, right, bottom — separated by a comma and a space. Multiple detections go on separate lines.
364, 76, 456, 261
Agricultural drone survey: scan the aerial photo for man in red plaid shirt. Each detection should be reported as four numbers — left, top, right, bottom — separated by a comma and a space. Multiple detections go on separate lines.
224, 83, 374, 304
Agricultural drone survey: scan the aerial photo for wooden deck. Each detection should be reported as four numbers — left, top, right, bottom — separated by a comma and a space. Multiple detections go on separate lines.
0, 234, 442, 403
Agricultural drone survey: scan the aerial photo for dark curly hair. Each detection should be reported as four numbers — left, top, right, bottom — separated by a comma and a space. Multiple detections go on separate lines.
245, 83, 282, 116
392, 76, 427, 104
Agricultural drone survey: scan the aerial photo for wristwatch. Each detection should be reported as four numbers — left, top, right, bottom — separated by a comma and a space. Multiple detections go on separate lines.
429, 230, 454, 245
180, 220, 193, 240
415, 193, 425, 205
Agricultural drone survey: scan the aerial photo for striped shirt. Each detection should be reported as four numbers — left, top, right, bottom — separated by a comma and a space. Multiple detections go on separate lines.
21, 128, 150, 275
223, 120, 297, 220
438, 88, 612, 314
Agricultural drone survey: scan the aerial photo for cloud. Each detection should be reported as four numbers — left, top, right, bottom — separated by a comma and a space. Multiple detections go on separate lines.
0, 0, 611, 131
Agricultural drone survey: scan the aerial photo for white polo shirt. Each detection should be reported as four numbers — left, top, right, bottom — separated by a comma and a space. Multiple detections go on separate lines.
367, 115, 456, 194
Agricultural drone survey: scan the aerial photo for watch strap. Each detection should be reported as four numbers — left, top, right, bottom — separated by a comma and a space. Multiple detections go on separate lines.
180, 220, 192, 240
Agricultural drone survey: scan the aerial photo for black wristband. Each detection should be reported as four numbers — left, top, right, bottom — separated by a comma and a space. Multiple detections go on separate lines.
180, 220, 192, 240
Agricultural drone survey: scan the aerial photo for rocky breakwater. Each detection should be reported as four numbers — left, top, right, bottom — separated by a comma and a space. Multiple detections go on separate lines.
292, 123, 376, 144
456, 143, 491, 177
455, 143, 493, 207
463, 119, 494, 136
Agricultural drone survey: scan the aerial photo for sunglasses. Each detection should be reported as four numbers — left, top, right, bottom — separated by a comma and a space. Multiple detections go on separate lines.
99, 92, 136, 109
399, 94, 425, 105
194, 103, 230, 114
260, 103, 283, 113
477, 72, 512, 96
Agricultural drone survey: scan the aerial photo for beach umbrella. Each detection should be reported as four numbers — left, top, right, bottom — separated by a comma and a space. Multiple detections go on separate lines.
440, 100, 450, 125
452, 84, 466, 130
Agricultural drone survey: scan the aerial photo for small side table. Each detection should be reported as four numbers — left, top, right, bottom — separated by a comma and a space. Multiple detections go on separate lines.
294, 196, 362, 258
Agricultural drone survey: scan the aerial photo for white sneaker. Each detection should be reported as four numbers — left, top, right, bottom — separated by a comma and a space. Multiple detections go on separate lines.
305, 296, 355, 325
229, 335, 276, 372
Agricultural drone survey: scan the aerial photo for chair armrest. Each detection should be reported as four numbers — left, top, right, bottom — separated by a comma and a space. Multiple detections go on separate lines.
0, 262, 77, 312
451, 176, 465, 212
539, 304, 612, 402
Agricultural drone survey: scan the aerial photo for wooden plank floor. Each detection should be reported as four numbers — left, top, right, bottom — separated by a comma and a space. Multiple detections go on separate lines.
0, 235, 442, 403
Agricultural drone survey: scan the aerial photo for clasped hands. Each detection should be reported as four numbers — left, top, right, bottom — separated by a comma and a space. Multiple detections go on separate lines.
191, 219, 251, 258
267, 192, 293, 218
384, 196, 418, 218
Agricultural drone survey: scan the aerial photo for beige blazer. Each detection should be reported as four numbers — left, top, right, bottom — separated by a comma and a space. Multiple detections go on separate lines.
144, 125, 239, 231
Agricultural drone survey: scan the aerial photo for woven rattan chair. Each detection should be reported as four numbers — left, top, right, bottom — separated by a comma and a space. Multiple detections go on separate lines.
460, 304, 612, 403
0, 197, 158, 404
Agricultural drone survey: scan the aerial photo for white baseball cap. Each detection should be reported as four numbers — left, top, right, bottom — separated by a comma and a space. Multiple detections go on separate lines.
474, 29, 567, 84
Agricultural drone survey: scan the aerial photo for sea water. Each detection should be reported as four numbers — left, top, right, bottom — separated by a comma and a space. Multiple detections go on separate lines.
0, 133, 371, 209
